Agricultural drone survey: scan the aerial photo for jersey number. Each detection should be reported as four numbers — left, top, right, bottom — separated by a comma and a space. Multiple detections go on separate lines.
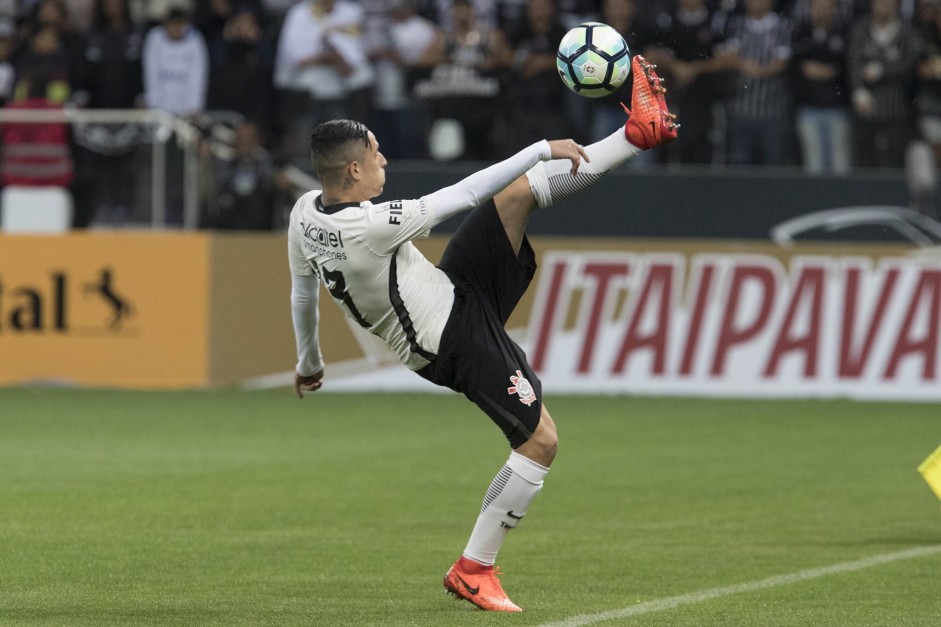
322, 267, 371, 329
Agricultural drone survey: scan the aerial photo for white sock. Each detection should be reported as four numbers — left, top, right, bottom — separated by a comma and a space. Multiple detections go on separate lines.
462, 451, 550, 565
525, 127, 641, 209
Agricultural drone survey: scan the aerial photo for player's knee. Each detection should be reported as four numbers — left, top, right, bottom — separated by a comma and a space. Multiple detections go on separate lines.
536, 432, 558, 464
532, 408, 558, 463
513, 405, 558, 466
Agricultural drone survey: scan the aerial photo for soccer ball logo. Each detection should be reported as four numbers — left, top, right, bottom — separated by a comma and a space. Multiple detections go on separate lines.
556, 22, 631, 98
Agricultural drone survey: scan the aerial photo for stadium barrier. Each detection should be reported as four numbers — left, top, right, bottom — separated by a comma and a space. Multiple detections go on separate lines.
2, 232, 938, 400
0, 232, 301, 388
0, 107, 213, 230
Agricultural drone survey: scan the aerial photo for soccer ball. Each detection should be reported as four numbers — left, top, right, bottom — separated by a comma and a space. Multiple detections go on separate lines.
556, 22, 630, 98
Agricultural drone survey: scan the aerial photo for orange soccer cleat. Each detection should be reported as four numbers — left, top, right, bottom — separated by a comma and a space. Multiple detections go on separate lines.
623, 55, 679, 150
443, 556, 523, 612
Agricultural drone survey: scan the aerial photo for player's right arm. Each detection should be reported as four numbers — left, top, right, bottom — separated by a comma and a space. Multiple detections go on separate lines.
288, 225, 324, 398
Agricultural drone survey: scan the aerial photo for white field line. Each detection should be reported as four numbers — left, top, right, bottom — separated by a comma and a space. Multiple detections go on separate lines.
539, 544, 941, 627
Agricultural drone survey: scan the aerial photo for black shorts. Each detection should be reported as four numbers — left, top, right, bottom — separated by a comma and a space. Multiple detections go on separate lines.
417, 200, 542, 448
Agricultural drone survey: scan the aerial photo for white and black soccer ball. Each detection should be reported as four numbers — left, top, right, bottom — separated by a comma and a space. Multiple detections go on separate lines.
556, 22, 630, 98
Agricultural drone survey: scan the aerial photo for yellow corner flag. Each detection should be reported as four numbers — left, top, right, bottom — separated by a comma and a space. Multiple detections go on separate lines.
918, 444, 941, 510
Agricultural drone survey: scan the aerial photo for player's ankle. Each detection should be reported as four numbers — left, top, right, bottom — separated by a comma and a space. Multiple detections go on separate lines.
459, 556, 491, 572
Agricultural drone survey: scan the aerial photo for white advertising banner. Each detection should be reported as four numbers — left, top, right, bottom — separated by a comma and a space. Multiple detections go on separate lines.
524, 249, 941, 400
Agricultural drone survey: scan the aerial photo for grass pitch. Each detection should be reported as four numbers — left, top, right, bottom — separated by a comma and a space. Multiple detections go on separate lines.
1, 388, 940, 626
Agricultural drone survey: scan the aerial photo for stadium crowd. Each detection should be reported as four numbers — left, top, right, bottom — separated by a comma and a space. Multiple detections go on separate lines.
0, 0, 935, 227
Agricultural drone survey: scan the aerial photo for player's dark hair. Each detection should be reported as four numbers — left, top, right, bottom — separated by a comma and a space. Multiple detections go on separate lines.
309, 120, 371, 183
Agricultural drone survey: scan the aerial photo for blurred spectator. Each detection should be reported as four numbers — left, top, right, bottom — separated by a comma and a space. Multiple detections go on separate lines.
322, 4, 376, 126
10, 22, 76, 221
129, 0, 195, 28
259, 0, 295, 29
23, 0, 87, 86
273, 0, 367, 167
415, 0, 511, 159
722, 0, 793, 166
649, 0, 734, 165
495, 0, 528, 28
791, 0, 852, 174
81, 0, 143, 109
13, 24, 72, 104
142, 6, 208, 225
72, 0, 145, 227
68, 0, 96, 31
196, 0, 236, 51
206, 4, 275, 139
442, 0, 510, 74
0, 34, 74, 187
505, 0, 571, 149
142, 6, 209, 116
0, 1, 16, 21
429, 0, 501, 29
790, 0, 867, 23
206, 120, 275, 229
555, 0, 601, 29
908, 0, 941, 214
195, 0, 265, 52
847, 0, 922, 169
900, 0, 919, 19
370, 0, 444, 159
360, 0, 393, 44
0, 19, 14, 107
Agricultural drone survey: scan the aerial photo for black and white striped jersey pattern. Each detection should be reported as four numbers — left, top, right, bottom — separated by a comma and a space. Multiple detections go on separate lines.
725, 13, 792, 120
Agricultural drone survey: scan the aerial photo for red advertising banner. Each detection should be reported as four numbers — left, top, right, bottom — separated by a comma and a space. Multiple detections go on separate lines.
523, 249, 941, 400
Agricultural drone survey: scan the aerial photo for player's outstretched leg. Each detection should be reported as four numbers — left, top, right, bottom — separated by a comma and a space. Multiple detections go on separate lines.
623, 54, 679, 149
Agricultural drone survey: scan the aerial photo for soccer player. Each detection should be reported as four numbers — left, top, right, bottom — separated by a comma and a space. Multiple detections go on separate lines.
288, 56, 677, 612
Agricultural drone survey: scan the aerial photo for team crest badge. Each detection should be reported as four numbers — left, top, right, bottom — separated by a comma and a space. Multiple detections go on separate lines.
507, 370, 537, 406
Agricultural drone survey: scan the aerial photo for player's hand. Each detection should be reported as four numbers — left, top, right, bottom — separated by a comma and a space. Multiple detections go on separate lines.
548, 139, 590, 175
295, 369, 324, 399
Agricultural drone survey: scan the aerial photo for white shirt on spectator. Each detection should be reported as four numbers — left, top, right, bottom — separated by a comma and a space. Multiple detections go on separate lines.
375, 14, 440, 110
142, 24, 209, 116
274, 0, 365, 100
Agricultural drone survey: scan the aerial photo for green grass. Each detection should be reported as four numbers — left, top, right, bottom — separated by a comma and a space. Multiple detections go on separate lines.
0, 389, 939, 626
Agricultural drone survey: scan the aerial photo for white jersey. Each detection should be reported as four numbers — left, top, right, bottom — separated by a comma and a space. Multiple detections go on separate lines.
287, 139, 554, 377
288, 190, 455, 371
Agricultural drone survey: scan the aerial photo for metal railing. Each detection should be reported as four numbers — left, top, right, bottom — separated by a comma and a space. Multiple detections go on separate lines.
0, 107, 202, 229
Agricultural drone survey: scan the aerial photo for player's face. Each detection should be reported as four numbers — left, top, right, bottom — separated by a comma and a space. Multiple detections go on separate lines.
360, 131, 387, 199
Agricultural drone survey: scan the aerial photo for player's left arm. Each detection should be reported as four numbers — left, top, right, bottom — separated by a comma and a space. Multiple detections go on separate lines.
369, 140, 588, 253
523, 124, 646, 211
288, 228, 324, 398
291, 273, 324, 398
421, 139, 587, 227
